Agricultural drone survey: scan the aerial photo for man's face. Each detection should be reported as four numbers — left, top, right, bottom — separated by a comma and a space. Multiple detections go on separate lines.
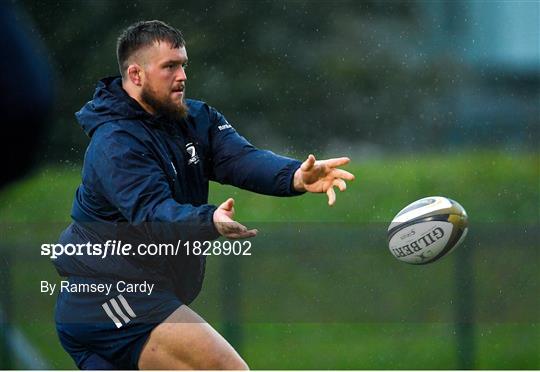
139, 42, 188, 121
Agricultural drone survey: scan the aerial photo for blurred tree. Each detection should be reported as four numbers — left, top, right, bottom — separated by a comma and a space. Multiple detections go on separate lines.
19, 0, 489, 160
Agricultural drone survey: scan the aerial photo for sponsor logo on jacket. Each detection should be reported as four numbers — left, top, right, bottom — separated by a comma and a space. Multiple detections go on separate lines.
186, 142, 200, 165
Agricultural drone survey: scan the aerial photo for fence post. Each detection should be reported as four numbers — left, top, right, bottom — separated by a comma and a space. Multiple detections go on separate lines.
0, 248, 13, 369
454, 235, 475, 369
222, 257, 243, 353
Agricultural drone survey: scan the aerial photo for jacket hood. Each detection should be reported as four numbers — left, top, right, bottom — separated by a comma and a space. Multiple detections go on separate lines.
76, 76, 151, 137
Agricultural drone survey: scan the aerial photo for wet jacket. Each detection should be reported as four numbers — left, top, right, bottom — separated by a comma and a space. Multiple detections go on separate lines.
53, 76, 302, 303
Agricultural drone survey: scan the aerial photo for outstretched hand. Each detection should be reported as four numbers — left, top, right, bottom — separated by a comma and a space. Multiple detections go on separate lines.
293, 154, 355, 206
213, 198, 258, 239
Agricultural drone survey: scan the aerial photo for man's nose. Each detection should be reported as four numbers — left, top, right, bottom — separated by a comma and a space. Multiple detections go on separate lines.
177, 66, 187, 81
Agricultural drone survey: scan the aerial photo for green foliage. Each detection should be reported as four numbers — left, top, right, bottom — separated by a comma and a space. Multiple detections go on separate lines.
20, 0, 496, 159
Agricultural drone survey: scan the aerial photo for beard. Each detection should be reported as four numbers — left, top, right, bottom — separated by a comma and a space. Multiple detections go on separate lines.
140, 83, 188, 122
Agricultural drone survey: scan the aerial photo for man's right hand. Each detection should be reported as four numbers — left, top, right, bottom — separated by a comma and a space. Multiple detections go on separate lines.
213, 198, 258, 239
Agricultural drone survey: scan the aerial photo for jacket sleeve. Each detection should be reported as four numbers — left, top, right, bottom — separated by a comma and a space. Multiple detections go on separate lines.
88, 125, 219, 242
208, 107, 304, 196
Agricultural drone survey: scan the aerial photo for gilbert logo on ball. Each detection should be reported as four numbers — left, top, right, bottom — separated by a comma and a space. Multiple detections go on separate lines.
387, 196, 468, 264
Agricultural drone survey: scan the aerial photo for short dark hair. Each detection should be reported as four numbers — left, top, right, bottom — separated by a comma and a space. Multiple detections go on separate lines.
116, 20, 185, 78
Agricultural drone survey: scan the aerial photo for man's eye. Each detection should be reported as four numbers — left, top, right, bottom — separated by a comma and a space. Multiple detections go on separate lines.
182, 63, 188, 69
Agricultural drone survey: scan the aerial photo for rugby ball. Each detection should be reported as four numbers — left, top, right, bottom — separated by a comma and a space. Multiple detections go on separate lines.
387, 196, 468, 264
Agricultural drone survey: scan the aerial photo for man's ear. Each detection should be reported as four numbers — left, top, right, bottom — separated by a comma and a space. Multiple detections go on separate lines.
127, 64, 143, 86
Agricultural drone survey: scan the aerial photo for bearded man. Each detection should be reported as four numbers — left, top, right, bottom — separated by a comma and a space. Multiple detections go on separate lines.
53, 20, 354, 370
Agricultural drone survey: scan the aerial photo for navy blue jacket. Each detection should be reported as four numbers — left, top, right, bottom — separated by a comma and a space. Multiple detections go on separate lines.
54, 76, 302, 303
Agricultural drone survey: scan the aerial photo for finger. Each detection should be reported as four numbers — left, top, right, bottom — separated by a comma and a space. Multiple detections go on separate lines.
221, 220, 247, 234
225, 225, 257, 238
227, 229, 258, 239
326, 186, 336, 206
300, 154, 316, 171
332, 169, 355, 181
324, 157, 350, 168
219, 198, 234, 211
333, 178, 347, 192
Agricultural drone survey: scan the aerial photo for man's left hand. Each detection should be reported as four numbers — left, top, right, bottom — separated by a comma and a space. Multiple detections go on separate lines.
293, 154, 355, 206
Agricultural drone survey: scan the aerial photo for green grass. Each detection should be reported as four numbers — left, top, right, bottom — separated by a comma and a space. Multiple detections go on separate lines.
239, 323, 539, 369
0, 150, 538, 369
1, 150, 538, 225
210, 150, 539, 223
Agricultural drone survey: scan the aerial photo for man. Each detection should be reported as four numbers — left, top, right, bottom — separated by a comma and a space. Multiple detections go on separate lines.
54, 20, 354, 370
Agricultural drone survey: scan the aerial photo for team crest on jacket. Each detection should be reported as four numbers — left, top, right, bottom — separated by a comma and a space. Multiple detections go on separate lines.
186, 142, 200, 165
